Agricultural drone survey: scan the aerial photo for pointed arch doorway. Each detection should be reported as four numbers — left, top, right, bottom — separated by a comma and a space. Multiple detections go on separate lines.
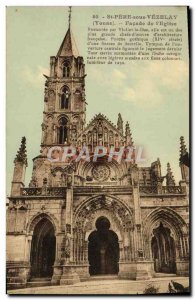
88, 216, 119, 276
30, 218, 56, 278
151, 222, 176, 274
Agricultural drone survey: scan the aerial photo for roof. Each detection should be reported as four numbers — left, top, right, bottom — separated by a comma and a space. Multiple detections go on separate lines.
78, 113, 124, 138
56, 27, 79, 58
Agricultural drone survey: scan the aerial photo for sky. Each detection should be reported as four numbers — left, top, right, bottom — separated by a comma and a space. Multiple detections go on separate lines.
6, 6, 189, 194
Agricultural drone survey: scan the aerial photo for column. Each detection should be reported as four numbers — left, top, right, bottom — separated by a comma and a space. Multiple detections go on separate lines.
119, 241, 124, 262
83, 240, 88, 263
131, 165, 152, 279
51, 234, 63, 285
60, 180, 80, 285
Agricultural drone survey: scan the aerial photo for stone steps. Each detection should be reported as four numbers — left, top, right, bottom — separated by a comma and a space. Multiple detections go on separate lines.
27, 277, 51, 288
89, 275, 119, 281
154, 273, 176, 278
8, 277, 190, 295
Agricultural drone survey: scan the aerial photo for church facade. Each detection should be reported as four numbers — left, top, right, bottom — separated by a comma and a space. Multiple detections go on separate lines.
6, 16, 189, 290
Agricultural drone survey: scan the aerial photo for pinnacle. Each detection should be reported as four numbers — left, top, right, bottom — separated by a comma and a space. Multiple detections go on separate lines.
117, 113, 123, 134
118, 113, 122, 120
180, 136, 187, 156
125, 122, 134, 146
179, 136, 189, 167
167, 162, 171, 171
14, 136, 28, 166
166, 162, 175, 186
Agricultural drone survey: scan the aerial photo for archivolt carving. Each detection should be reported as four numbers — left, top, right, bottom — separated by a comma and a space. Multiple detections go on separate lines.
143, 207, 188, 239
76, 158, 126, 180
26, 212, 60, 234
84, 208, 122, 241
45, 113, 54, 121
74, 195, 134, 232
57, 114, 69, 122
142, 207, 188, 260
51, 163, 76, 176
73, 195, 135, 264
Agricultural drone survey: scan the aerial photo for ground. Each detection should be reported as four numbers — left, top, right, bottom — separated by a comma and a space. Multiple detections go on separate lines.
8, 276, 189, 295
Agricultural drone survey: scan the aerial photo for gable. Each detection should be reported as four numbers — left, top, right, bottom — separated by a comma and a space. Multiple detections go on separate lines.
81, 114, 123, 137
77, 113, 124, 148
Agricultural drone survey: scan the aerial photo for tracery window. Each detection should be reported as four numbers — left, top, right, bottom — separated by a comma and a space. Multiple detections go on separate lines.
62, 61, 70, 77
61, 87, 69, 109
58, 116, 68, 144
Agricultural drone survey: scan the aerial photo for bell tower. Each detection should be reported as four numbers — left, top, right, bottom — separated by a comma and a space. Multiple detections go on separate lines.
41, 7, 86, 150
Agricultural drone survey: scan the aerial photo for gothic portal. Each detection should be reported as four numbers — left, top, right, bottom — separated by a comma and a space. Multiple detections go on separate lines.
151, 222, 176, 274
6, 10, 189, 289
88, 216, 119, 276
30, 218, 56, 278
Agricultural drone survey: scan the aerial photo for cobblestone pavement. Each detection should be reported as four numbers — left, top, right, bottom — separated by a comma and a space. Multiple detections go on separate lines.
8, 277, 189, 295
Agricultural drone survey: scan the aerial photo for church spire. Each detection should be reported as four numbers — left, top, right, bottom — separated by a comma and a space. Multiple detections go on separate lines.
45, 7, 86, 149
57, 7, 79, 57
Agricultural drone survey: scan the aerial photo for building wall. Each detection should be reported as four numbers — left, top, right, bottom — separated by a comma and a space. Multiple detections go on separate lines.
6, 182, 189, 289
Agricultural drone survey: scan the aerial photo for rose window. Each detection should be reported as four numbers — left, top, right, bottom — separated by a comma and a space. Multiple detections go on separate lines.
92, 165, 110, 182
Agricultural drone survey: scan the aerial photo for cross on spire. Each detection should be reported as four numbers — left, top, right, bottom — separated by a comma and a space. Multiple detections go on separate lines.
57, 6, 79, 57
68, 6, 72, 28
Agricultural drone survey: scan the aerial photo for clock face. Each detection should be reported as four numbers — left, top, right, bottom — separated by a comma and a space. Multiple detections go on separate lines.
92, 164, 110, 182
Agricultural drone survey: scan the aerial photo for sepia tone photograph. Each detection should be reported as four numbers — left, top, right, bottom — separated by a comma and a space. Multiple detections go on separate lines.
6, 6, 190, 295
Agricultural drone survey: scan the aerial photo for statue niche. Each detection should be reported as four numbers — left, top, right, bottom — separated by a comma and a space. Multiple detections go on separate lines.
46, 116, 54, 144
48, 90, 55, 111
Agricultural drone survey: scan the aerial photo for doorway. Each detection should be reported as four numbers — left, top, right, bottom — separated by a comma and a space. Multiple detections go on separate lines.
151, 222, 176, 273
88, 216, 119, 275
30, 218, 56, 278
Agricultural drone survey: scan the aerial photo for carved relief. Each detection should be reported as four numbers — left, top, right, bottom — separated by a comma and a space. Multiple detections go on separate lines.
48, 90, 55, 111
46, 116, 54, 144
74, 195, 133, 232
64, 234, 71, 258
92, 165, 110, 182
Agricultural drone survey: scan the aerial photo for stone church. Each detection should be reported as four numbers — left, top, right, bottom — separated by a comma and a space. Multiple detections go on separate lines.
6, 12, 189, 290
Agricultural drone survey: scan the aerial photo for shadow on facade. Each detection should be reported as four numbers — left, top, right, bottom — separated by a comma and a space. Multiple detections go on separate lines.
88, 216, 119, 276
30, 218, 56, 278
151, 222, 176, 274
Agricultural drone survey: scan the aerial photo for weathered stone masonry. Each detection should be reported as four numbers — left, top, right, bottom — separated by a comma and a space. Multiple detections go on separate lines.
6, 15, 189, 290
